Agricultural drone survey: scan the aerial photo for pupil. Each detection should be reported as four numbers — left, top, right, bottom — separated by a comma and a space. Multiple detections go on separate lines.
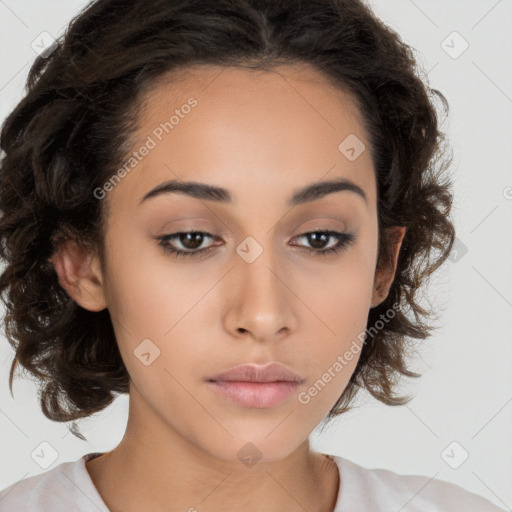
309, 232, 327, 249
181, 232, 203, 250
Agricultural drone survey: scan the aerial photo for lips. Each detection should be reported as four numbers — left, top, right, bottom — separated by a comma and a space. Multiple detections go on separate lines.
206, 362, 304, 384
206, 363, 305, 408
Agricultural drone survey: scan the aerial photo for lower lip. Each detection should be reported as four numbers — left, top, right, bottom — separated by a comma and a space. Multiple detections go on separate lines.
207, 380, 300, 408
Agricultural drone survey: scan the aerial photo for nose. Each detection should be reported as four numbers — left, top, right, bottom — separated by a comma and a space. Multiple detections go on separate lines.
222, 241, 298, 343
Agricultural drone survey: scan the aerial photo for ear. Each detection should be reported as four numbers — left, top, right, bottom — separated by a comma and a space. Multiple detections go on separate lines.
371, 226, 406, 309
48, 240, 107, 312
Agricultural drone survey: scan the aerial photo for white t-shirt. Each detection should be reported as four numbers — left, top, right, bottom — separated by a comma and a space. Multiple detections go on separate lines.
0, 452, 506, 511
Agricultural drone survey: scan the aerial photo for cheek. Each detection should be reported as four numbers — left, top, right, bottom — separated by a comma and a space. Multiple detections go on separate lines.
101, 233, 221, 379
291, 241, 376, 384
297, 246, 377, 333
102, 228, 202, 331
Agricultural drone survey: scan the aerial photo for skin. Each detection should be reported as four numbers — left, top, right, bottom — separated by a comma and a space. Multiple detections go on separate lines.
50, 63, 405, 512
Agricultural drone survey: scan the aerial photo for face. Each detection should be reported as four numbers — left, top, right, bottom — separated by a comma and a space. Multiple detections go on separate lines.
57, 63, 403, 463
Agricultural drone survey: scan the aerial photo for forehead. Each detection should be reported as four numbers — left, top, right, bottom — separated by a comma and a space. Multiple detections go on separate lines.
106, 63, 376, 216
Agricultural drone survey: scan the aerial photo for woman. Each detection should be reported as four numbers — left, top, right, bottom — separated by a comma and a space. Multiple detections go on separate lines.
0, 0, 505, 510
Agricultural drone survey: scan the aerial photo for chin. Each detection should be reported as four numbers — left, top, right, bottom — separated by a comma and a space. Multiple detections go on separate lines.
201, 431, 303, 466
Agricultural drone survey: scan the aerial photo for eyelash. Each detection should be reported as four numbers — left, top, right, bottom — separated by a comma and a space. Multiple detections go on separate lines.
156, 230, 356, 259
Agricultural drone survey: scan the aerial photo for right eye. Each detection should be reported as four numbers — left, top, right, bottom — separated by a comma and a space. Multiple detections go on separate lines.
156, 231, 218, 258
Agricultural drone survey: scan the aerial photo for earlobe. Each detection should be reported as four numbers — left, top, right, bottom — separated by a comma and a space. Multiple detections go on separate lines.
371, 226, 406, 308
48, 240, 107, 312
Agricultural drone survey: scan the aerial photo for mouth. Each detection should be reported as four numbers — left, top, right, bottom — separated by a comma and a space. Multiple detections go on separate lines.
205, 362, 304, 408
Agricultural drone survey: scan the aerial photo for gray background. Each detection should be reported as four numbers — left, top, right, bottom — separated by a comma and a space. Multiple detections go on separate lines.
0, 0, 511, 510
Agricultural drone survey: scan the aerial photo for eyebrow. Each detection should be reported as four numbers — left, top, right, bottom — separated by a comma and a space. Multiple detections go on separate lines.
139, 176, 367, 207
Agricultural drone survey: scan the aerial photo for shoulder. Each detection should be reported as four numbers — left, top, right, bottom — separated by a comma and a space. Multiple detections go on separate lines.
329, 454, 507, 512
0, 460, 79, 511
0, 454, 109, 512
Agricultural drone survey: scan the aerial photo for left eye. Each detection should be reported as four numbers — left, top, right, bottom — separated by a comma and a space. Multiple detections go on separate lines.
291, 231, 355, 254
156, 230, 356, 258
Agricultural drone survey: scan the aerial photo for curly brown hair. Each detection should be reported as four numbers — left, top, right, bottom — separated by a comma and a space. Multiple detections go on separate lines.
0, 0, 455, 439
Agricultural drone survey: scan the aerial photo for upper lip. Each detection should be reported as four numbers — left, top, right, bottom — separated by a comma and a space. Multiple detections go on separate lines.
207, 363, 304, 383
